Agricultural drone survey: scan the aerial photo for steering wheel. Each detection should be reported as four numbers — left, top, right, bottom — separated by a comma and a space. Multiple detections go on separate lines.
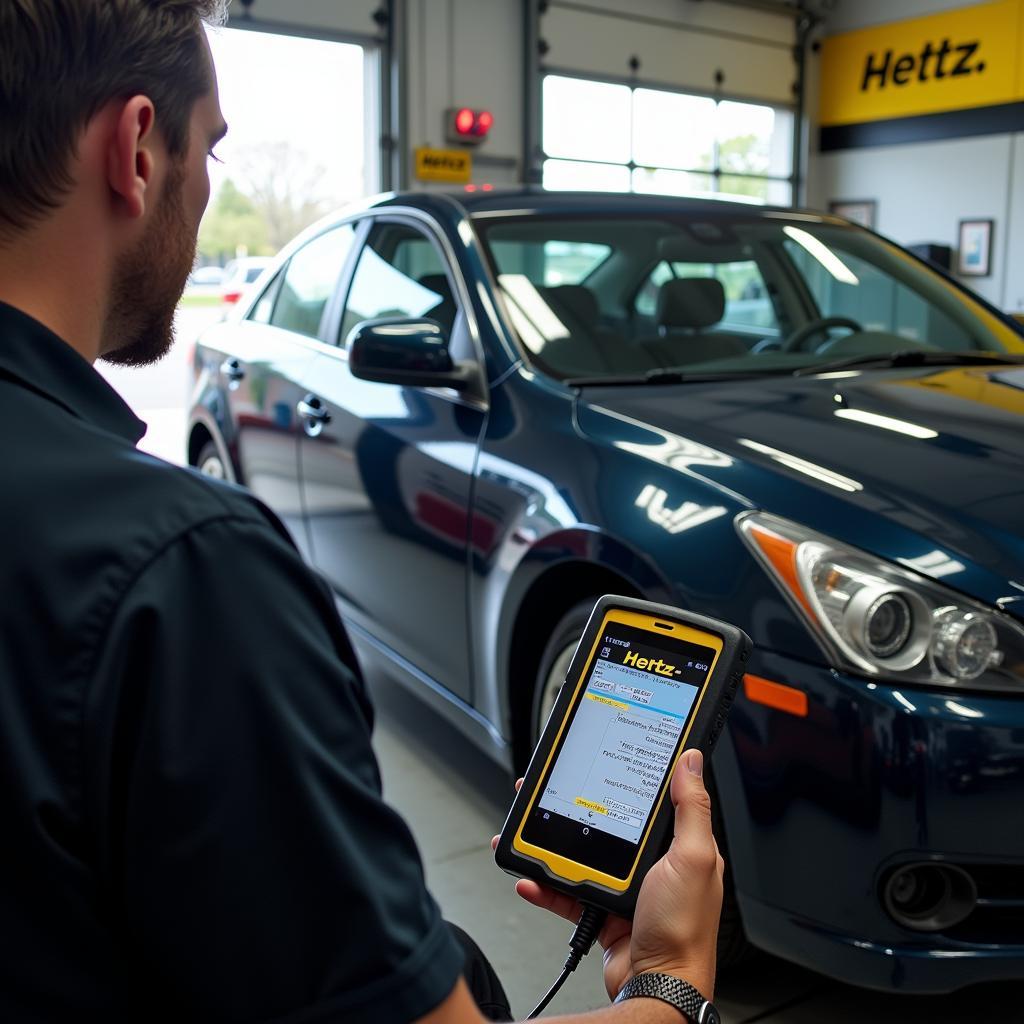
781, 316, 863, 352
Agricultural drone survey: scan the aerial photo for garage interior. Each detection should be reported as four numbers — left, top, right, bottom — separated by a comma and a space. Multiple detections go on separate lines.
89, 0, 1024, 1021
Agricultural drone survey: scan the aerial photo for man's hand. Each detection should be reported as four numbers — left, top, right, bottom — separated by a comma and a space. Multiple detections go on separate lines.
491, 750, 724, 1003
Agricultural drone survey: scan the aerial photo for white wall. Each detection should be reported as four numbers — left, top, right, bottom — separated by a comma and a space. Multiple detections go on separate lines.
405, 0, 524, 187
812, 135, 1014, 307
807, 0, 1019, 310
226, 0, 381, 39
541, 0, 794, 105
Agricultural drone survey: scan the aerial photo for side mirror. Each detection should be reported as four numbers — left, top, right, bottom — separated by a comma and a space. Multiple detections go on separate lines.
348, 318, 473, 391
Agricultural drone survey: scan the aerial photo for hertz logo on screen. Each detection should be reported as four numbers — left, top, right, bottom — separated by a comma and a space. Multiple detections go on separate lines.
622, 650, 677, 677
820, 0, 1024, 150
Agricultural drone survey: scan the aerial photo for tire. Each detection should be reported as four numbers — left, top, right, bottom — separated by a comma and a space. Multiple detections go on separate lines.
531, 599, 752, 970
708, 771, 753, 971
196, 440, 227, 480
531, 600, 594, 745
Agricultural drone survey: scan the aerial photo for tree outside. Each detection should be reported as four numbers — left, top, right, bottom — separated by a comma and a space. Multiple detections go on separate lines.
197, 142, 333, 266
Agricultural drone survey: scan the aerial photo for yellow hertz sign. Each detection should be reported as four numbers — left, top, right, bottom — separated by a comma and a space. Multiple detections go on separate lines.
820, 0, 1024, 148
414, 147, 471, 184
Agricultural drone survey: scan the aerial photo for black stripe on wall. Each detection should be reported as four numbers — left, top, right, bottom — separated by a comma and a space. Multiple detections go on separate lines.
820, 101, 1024, 151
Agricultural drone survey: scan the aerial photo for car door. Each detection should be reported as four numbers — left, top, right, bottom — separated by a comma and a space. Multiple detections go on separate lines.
296, 215, 486, 702
226, 222, 360, 561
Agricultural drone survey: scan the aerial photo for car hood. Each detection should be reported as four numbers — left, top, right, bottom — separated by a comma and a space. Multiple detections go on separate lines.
576, 364, 1024, 604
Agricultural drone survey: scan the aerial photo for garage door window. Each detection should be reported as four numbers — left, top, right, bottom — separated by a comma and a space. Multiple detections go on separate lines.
542, 75, 793, 205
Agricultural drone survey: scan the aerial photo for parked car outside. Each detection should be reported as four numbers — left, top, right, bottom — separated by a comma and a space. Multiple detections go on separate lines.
188, 265, 226, 288
219, 256, 273, 307
188, 190, 1024, 994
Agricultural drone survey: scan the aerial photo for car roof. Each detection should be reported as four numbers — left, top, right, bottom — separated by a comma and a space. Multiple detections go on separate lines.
368, 187, 824, 222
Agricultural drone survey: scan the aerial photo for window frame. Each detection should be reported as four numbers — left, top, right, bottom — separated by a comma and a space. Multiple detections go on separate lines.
321, 211, 489, 408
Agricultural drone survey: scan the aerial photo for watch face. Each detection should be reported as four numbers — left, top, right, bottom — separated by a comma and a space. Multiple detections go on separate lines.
699, 1005, 721, 1024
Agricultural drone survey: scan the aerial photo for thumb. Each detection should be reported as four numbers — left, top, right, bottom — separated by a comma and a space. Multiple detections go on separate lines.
670, 749, 714, 843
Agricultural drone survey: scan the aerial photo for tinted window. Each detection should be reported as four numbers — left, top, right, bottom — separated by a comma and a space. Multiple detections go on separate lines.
488, 238, 610, 286
249, 270, 283, 324
269, 225, 356, 340
342, 223, 458, 342
478, 214, 1021, 381
783, 238, 971, 349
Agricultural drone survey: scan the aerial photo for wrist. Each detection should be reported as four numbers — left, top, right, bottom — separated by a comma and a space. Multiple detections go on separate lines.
629, 963, 714, 1005
615, 972, 720, 1023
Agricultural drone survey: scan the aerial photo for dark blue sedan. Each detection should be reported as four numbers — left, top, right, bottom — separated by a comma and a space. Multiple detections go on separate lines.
188, 190, 1024, 994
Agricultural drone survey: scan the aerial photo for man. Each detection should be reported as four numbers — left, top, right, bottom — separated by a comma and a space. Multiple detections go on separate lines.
0, 2, 725, 1021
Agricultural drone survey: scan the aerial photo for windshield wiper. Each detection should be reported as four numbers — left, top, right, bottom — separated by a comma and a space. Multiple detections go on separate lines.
565, 367, 783, 387
793, 350, 1024, 377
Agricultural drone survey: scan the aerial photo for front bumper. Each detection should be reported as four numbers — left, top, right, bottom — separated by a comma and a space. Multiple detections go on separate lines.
740, 895, 1024, 993
716, 648, 1024, 993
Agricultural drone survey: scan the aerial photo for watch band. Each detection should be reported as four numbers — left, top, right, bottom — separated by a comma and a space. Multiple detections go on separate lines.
614, 972, 720, 1024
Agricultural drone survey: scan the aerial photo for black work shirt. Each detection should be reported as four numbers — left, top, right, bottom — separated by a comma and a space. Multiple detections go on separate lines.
0, 302, 463, 1022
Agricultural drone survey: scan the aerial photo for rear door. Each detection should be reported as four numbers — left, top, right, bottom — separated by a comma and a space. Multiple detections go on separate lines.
296, 215, 487, 702
226, 222, 360, 560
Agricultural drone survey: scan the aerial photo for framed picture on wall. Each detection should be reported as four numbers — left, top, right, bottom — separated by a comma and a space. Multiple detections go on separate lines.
957, 219, 994, 277
828, 199, 876, 229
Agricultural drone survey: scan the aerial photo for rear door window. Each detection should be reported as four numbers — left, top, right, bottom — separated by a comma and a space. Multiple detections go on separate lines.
268, 224, 356, 340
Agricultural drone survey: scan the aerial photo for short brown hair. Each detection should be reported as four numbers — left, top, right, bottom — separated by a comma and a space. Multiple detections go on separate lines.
0, 0, 228, 237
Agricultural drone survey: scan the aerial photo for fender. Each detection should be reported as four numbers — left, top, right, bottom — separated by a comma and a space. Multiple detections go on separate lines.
187, 386, 240, 483
482, 526, 677, 741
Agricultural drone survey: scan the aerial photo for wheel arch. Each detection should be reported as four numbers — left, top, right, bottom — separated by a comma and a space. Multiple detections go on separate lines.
496, 531, 675, 771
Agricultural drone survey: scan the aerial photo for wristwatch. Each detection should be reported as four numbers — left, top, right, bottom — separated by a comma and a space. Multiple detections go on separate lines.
614, 972, 720, 1023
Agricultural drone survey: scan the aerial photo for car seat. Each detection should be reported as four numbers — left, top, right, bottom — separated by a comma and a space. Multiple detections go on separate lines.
640, 278, 748, 366
540, 284, 658, 375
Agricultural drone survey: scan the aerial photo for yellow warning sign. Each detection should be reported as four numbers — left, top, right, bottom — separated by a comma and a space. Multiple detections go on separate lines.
414, 147, 472, 184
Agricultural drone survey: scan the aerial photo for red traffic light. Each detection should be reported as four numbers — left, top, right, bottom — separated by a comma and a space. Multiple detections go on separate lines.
447, 107, 493, 145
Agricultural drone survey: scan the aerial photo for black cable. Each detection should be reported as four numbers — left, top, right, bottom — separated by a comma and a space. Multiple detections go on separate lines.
526, 904, 607, 1019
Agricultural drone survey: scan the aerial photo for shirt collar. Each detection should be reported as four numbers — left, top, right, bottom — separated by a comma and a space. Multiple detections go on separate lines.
0, 301, 146, 445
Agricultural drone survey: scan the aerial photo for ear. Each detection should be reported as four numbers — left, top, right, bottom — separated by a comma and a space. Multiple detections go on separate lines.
106, 95, 157, 220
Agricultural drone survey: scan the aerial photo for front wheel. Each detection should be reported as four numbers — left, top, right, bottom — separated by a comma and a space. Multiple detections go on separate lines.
530, 600, 752, 970
196, 440, 228, 480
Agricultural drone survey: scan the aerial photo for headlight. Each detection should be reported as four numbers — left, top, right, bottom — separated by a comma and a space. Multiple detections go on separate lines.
737, 511, 1024, 694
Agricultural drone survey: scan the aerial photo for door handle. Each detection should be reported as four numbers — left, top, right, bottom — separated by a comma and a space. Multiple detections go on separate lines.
297, 394, 331, 437
220, 357, 245, 385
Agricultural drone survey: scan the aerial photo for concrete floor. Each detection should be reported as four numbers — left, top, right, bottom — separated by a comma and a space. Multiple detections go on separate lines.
105, 301, 1022, 1023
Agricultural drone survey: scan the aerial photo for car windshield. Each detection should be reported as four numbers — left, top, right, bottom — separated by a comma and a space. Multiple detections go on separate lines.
476, 212, 1024, 381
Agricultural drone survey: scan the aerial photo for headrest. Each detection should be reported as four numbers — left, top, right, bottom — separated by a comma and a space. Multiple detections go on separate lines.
656, 278, 725, 329
418, 273, 453, 301
546, 285, 599, 328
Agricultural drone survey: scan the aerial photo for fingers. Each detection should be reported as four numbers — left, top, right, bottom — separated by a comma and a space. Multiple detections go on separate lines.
515, 777, 524, 792
514, 879, 583, 924
668, 749, 717, 868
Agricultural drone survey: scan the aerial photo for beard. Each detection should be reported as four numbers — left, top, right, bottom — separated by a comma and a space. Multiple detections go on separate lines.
101, 162, 197, 368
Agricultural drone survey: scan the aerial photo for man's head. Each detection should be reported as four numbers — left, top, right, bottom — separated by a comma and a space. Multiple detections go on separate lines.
0, 0, 229, 364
